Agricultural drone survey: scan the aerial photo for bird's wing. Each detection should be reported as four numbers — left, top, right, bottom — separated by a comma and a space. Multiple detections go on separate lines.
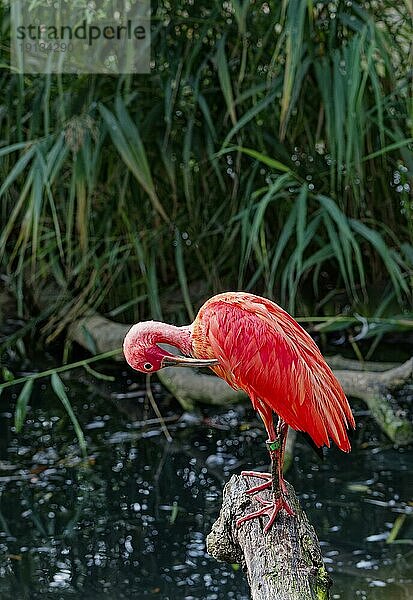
196, 294, 354, 451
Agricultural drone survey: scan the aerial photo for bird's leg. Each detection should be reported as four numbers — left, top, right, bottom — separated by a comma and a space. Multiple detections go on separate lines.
239, 411, 277, 495
268, 419, 289, 498
237, 418, 295, 533
241, 407, 276, 494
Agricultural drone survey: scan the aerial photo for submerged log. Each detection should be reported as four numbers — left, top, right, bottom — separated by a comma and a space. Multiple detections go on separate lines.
335, 359, 413, 445
207, 474, 331, 600
157, 360, 413, 445
68, 312, 128, 355
64, 316, 413, 445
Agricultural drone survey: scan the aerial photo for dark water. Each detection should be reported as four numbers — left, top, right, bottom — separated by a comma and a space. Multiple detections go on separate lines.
0, 364, 412, 600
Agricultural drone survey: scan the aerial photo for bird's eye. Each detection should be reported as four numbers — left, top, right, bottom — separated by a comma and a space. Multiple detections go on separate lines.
143, 362, 153, 371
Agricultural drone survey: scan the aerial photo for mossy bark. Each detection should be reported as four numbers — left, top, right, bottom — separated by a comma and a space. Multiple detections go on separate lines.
335, 359, 413, 445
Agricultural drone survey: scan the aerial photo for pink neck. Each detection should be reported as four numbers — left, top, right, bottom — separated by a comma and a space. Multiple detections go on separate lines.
156, 324, 193, 356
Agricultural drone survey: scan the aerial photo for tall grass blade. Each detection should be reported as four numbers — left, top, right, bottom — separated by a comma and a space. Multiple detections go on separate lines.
317, 194, 366, 293
362, 139, 413, 162
241, 174, 291, 283
280, 0, 307, 138
14, 379, 33, 433
99, 101, 168, 222
268, 200, 298, 293
295, 184, 308, 273
350, 219, 409, 299
174, 231, 195, 321
0, 141, 31, 157
220, 146, 291, 173
0, 144, 36, 196
51, 373, 87, 458
222, 89, 279, 147
216, 37, 237, 126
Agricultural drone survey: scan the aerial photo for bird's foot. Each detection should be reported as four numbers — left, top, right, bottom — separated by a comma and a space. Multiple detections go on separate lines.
240, 470, 272, 495
240, 471, 289, 497
236, 494, 295, 534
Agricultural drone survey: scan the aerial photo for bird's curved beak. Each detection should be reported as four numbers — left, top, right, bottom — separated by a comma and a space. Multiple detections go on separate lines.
162, 355, 219, 368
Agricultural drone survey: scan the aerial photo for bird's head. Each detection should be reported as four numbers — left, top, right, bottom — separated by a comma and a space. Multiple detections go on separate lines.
123, 321, 218, 373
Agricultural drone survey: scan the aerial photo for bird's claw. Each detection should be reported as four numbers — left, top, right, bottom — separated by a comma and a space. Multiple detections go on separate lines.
240, 470, 273, 495
240, 470, 289, 497
236, 494, 295, 533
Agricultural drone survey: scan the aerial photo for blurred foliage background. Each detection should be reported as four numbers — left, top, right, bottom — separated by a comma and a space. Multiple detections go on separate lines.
0, 0, 412, 352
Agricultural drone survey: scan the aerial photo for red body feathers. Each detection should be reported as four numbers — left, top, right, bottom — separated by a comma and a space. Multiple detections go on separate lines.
191, 292, 354, 451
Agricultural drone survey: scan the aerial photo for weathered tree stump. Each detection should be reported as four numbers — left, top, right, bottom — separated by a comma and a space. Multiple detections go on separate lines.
207, 474, 330, 600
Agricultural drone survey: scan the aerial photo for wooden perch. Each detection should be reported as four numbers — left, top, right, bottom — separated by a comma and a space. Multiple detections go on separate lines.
30, 283, 413, 445
206, 474, 331, 600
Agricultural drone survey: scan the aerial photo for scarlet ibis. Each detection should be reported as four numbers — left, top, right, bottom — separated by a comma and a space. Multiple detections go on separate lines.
123, 292, 355, 532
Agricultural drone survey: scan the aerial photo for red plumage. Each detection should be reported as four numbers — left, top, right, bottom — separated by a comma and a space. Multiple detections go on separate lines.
191, 292, 354, 451
123, 291, 356, 531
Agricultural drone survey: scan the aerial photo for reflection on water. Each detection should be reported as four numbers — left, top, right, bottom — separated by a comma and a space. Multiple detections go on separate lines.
0, 370, 412, 599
